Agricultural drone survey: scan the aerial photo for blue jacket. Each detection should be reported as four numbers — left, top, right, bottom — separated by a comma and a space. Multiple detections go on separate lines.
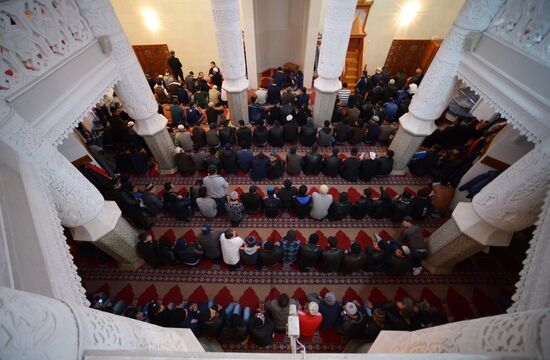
248, 103, 265, 124
319, 301, 341, 329
250, 156, 269, 181
383, 102, 398, 120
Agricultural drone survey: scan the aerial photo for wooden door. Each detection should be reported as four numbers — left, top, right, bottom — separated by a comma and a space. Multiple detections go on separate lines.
132, 44, 170, 78
383, 39, 441, 77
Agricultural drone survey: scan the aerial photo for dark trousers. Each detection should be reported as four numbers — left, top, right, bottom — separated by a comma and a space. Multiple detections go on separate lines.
228, 261, 241, 271
214, 196, 228, 215
412, 250, 427, 267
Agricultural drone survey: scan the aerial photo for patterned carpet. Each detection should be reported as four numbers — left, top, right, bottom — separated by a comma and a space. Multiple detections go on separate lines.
73, 142, 524, 353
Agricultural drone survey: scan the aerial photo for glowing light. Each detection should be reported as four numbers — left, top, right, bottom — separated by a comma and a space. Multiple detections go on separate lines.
398, 2, 420, 27
142, 8, 160, 32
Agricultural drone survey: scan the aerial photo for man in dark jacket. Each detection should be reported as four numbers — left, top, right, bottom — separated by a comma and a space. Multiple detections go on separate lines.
219, 312, 249, 343
291, 185, 312, 219
267, 103, 282, 125
220, 144, 239, 175
263, 186, 281, 218
236, 120, 252, 148
341, 243, 366, 274
328, 191, 352, 221
340, 148, 361, 182
250, 152, 269, 181
206, 124, 221, 149
299, 119, 317, 146
350, 188, 375, 220
241, 185, 263, 214
376, 150, 394, 176
258, 241, 283, 267
174, 147, 195, 176
237, 148, 253, 173
302, 144, 322, 175
317, 120, 333, 147
334, 119, 351, 144
277, 179, 297, 212
218, 121, 236, 146
267, 82, 282, 104
268, 121, 285, 147
130, 147, 153, 176
267, 153, 285, 180
322, 148, 342, 177
199, 304, 225, 337
167, 51, 184, 80
391, 191, 415, 222
249, 312, 274, 347
381, 242, 413, 275
322, 236, 344, 273
173, 238, 204, 266
336, 302, 366, 338
142, 183, 164, 216
192, 125, 207, 149
105, 183, 151, 229
411, 188, 430, 219
283, 114, 299, 144
253, 121, 269, 147
398, 216, 427, 275
348, 122, 365, 145
371, 187, 392, 219
359, 155, 379, 182
365, 240, 388, 272
298, 234, 321, 272
197, 224, 222, 263
286, 146, 302, 175
137, 233, 160, 267
158, 235, 180, 265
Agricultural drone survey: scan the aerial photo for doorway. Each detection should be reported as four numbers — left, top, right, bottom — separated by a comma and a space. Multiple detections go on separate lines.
383, 39, 442, 77
132, 44, 170, 78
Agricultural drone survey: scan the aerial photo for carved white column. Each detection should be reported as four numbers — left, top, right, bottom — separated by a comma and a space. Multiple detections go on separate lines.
1, 103, 140, 267
75, 0, 177, 174
369, 307, 549, 359
389, 0, 505, 173
424, 140, 550, 274
313, 0, 357, 127
509, 188, 550, 313
0, 286, 204, 360
210, 0, 250, 125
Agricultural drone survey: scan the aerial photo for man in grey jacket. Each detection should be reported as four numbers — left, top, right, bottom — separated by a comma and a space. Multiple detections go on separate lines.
203, 165, 229, 214
310, 184, 333, 220
286, 145, 302, 175
197, 224, 222, 263
398, 216, 427, 276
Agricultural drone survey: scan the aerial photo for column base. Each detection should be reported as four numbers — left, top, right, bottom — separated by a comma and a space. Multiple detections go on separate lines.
389, 127, 426, 173
423, 216, 487, 274
313, 89, 337, 127
71, 201, 141, 266
226, 88, 249, 125
141, 128, 178, 175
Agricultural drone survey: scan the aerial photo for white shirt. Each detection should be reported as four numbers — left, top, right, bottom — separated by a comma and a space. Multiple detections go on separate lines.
196, 197, 217, 218
220, 233, 244, 265
255, 88, 267, 104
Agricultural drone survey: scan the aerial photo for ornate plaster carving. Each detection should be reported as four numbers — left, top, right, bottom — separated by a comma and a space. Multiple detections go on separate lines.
472, 142, 550, 232
510, 187, 550, 313
370, 308, 549, 359
454, 0, 505, 31
0, 0, 92, 99
487, 0, 550, 63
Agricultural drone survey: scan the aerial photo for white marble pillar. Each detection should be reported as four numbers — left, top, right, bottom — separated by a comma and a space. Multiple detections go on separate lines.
389, 0, 505, 174
0, 286, 204, 360
424, 140, 550, 274
210, 0, 250, 125
313, 0, 357, 127
303, 0, 323, 89
241, 0, 258, 90
76, 0, 177, 174
369, 307, 549, 358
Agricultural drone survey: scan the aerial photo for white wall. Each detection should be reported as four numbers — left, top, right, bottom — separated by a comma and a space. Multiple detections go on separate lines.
362, 0, 464, 72
254, 0, 308, 72
110, 0, 463, 79
110, 0, 219, 76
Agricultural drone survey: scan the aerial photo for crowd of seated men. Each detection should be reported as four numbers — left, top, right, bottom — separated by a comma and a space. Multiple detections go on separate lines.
88, 288, 448, 347
137, 209, 429, 276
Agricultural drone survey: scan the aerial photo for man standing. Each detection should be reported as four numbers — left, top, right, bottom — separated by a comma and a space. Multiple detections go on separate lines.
168, 50, 184, 81
399, 216, 427, 275
220, 229, 245, 271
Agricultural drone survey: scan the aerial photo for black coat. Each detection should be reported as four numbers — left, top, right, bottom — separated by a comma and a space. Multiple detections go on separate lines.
302, 153, 322, 175
323, 155, 342, 177
359, 159, 378, 182
236, 127, 253, 148
263, 196, 281, 218
341, 252, 366, 274
253, 126, 269, 146
376, 157, 393, 176
334, 122, 351, 143
299, 124, 317, 146
277, 186, 297, 211
283, 121, 299, 144
350, 197, 374, 220
322, 248, 344, 272
329, 200, 352, 220
291, 195, 312, 219
242, 193, 263, 213
340, 157, 361, 182
267, 159, 285, 180
219, 127, 236, 146
175, 153, 195, 176
250, 155, 269, 181
259, 246, 283, 266
268, 126, 285, 147
298, 244, 321, 268
220, 149, 239, 174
